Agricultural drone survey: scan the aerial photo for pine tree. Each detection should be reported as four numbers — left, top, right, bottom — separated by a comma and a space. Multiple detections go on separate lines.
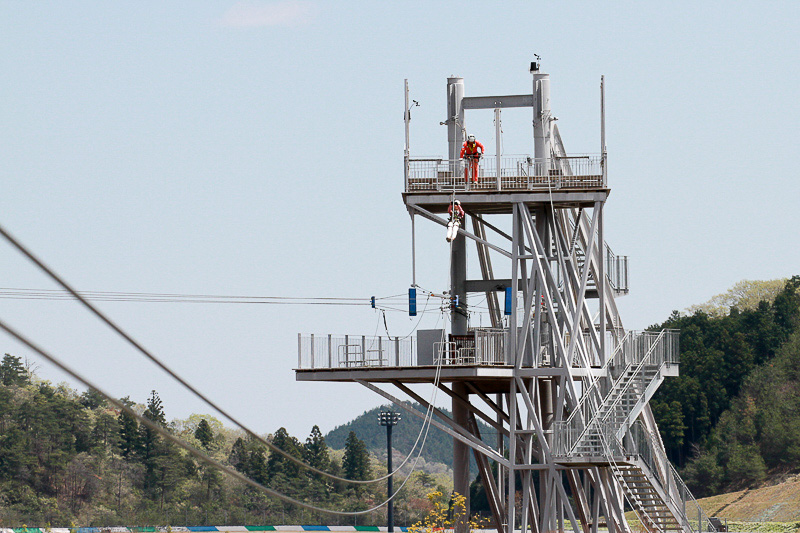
248, 441, 269, 485
117, 396, 140, 458
79, 388, 106, 410
266, 427, 303, 481
304, 425, 330, 471
139, 390, 183, 505
343, 430, 371, 481
195, 418, 214, 449
304, 425, 331, 496
143, 390, 166, 426
229, 437, 248, 473
0, 353, 27, 386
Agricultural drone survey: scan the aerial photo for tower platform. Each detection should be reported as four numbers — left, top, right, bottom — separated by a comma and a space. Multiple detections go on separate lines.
403, 155, 608, 213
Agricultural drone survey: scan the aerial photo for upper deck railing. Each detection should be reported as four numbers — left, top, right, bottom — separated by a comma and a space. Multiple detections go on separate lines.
404, 154, 605, 193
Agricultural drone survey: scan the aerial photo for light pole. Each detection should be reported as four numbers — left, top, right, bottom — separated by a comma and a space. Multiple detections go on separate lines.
378, 411, 401, 532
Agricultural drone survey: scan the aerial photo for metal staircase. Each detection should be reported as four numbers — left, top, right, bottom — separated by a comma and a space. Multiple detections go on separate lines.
553, 330, 716, 533
603, 421, 716, 533
556, 329, 679, 456
616, 463, 681, 531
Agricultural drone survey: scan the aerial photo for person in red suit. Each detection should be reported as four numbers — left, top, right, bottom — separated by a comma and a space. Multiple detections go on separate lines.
460, 134, 485, 183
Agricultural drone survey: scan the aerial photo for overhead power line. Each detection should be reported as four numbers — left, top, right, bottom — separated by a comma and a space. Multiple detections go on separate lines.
0, 319, 391, 516
0, 287, 407, 306
0, 226, 383, 484
0, 224, 429, 486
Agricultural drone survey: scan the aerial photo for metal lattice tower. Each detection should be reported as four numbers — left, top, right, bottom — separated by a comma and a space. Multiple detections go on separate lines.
296, 65, 716, 533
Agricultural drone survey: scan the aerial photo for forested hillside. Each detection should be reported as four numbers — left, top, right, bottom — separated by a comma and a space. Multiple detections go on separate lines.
0, 360, 446, 527
650, 276, 800, 496
2, 276, 799, 526
325, 403, 494, 474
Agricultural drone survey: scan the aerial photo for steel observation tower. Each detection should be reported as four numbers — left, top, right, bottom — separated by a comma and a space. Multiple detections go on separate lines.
296, 63, 715, 533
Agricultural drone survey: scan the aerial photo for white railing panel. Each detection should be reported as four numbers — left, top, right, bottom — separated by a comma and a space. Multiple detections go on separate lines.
297, 329, 509, 370
406, 155, 604, 193
297, 335, 416, 369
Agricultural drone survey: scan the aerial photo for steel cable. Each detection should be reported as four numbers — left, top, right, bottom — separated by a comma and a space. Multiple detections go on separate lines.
0, 223, 420, 485
0, 319, 410, 516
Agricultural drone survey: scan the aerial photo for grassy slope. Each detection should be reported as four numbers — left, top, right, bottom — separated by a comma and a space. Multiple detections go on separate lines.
697, 475, 800, 523
624, 477, 800, 532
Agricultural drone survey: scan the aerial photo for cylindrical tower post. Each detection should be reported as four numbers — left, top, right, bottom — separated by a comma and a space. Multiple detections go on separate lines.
532, 71, 552, 172
404, 79, 410, 191
447, 76, 468, 336
447, 76, 470, 533
447, 77, 465, 162
387, 422, 394, 532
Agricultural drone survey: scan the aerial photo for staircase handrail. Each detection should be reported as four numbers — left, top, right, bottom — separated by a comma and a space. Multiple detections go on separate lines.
668, 459, 717, 533
599, 329, 668, 428
597, 420, 715, 533
568, 329, 674, 454
565, 329, 632, 427
635, 421, 717, 533
596, 421, 669, 533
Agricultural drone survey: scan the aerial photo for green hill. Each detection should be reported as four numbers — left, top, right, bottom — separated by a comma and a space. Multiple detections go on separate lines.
651, 276, 800, 497
325, 402, 495, 474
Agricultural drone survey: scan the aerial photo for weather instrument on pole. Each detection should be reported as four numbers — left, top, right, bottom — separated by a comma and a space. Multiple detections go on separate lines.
296, 63, 712, 533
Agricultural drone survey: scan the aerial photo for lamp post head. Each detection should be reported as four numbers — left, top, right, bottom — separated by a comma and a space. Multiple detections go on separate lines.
378, 411, 401, 426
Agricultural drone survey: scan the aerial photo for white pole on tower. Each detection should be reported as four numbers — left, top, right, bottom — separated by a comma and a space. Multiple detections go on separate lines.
495, 108, 502, 191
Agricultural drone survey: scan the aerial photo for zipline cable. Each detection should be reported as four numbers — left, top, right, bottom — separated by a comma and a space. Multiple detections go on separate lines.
0, 318, 412, 516
0, 223, 421, 485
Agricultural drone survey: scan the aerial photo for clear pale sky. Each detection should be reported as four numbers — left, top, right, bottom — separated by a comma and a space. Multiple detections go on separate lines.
2, 1, 799, 439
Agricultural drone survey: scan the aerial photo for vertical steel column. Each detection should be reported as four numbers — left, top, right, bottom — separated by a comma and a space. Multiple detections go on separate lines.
447, 76, 468, 336
507, 204, 521, 533
447, 77, 465, 164
533, 71, 552, 171
453, 382, 471, 522
495, 108, 502, 191
508, 378, 517, 533
387, 422, 394, 532
411, 213, 416, 287
496, 392, 505, 512
601, 76, 607, 187
404, 79, 410, 192
452, 237, 467, 334
599, 205, 606, 362
448, 76, 469, 532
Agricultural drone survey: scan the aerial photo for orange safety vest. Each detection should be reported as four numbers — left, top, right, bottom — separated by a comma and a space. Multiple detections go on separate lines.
460, 140, 484, 157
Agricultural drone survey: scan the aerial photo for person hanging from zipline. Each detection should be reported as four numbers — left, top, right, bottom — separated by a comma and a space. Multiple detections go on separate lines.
446, 199, 465, 242
460, 134, 485, 183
